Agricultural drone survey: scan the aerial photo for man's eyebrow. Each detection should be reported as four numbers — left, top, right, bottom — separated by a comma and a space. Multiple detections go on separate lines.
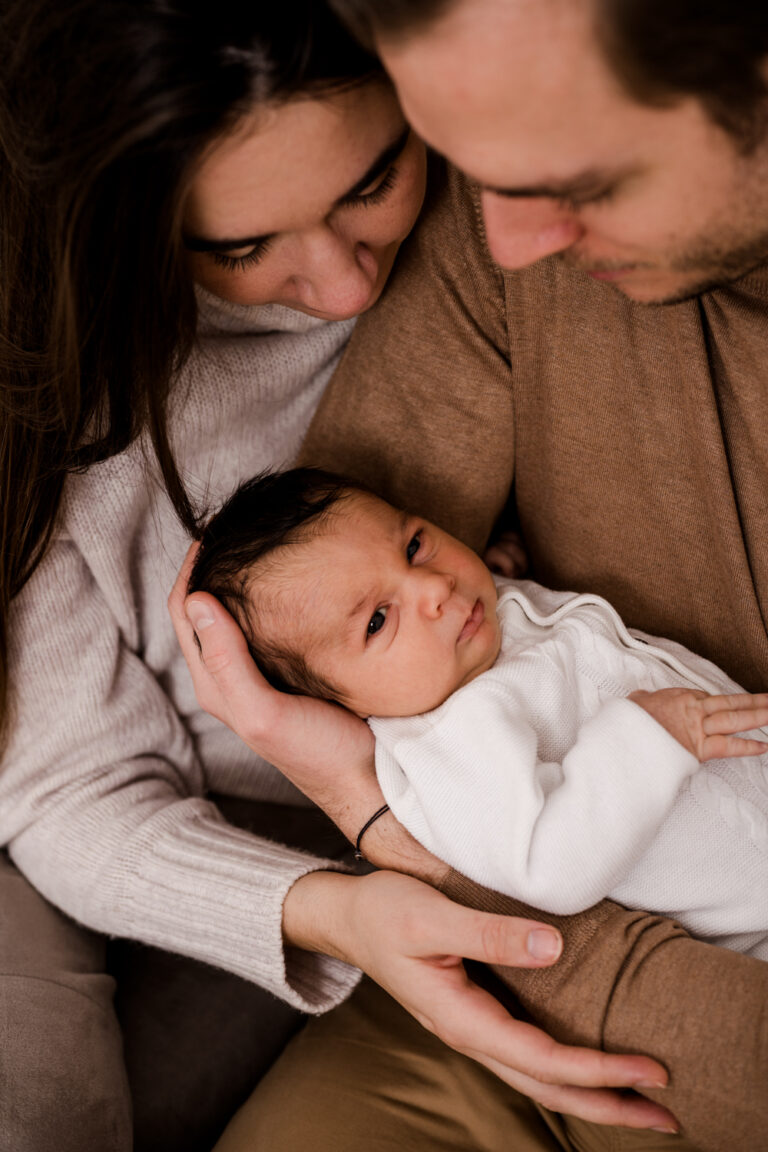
482, 167, 630, 200
183, 125, 412, 254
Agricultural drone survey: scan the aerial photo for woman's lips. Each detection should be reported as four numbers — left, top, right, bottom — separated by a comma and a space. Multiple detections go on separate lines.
458, 598, 485, 643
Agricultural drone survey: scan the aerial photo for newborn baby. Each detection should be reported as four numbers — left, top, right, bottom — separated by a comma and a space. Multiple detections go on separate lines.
190, 468, 768, 958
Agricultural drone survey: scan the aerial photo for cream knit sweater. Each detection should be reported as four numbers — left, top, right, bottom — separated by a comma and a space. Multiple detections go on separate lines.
2, 290, 360, 1013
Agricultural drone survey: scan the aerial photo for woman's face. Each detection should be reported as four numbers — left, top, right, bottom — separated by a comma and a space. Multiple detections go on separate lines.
183, 80, 427, 319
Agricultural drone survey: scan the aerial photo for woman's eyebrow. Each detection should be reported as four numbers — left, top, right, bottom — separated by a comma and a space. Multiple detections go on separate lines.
337, 124, 411, 203
183, 125, 412, 255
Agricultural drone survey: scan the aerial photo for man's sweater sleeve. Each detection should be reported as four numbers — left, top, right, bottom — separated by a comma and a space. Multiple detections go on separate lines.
301, 160, 515, 555
2, 536, 359, 1013
372, 689, 698, 914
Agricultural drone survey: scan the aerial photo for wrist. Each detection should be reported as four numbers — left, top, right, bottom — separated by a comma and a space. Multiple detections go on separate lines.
358, 807, 450, 886
282, 870, 359, 960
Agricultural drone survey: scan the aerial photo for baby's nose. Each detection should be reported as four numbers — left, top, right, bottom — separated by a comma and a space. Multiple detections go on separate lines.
418, 570, 455, 616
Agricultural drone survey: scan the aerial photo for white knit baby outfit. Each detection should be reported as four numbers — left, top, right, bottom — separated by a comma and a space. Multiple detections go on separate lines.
372, 578, 768, 959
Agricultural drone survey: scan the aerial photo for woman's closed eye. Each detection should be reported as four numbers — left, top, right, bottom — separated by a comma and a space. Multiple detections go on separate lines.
345, 165, 399, 209
367, 605, 388, 638
207, 169, 398, 274
211, 236, 274, 272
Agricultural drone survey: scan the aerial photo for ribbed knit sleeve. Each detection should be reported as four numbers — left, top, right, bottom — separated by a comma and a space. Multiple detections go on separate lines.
1, 297, 361, 1013
302, 159, 514, 554
3, 535, 359, 1012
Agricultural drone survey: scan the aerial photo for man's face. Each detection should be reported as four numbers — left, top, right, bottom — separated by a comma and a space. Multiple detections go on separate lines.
378, 0, 768, 303
253, 493, 502, 718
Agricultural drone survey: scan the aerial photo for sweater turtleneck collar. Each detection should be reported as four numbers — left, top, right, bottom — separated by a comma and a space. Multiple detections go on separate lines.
195, 284, 347, 338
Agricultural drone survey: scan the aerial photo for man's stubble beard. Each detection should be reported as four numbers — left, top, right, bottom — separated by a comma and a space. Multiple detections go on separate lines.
561, 223, 768, 305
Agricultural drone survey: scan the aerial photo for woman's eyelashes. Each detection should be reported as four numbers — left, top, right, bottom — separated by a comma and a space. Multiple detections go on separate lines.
209, 165, 402, 274
211, 237, 273, 272
347, 165, 399, 209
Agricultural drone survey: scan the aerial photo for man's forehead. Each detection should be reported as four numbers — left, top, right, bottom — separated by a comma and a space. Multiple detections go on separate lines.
378, 0, 647, 183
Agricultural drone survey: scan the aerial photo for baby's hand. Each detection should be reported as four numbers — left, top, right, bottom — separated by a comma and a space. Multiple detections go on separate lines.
484, 530, 528, 578
628, 687, 768, 762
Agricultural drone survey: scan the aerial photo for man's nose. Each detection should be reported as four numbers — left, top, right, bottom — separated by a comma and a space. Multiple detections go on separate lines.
481, 191, 584, 270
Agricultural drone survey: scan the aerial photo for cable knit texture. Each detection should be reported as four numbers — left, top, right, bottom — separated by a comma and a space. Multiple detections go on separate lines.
372, 578, 768, 956
2, 290, 361, 1013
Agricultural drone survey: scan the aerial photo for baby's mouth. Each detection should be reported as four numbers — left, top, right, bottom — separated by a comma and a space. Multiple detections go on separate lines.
458, 598, 485, 643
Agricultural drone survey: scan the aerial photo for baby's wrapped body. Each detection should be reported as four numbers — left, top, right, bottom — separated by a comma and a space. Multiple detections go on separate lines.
371, 578, 768, 959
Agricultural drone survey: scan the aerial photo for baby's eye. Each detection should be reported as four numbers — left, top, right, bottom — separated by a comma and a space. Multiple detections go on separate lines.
406, 533, 421, 562
367, 606, 388, 637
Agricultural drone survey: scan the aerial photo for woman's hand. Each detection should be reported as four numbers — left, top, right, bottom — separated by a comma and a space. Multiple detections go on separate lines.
285, 869, 678, 1132
170, 544, 385, 838
170, 544, 677, 1132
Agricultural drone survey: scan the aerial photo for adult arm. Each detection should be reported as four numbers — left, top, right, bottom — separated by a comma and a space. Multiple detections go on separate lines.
297, 160, 768, 1144
174, 570, 678, 1132
1, 534, 357, 1012
178, 576, 767, 1149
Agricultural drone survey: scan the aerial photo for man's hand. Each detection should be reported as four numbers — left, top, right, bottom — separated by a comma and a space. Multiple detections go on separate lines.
284, 870, 678, 1132
629, 687, 768, 762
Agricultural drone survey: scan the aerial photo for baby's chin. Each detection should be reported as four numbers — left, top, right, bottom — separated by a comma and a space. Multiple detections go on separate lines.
354, 663, 499, 714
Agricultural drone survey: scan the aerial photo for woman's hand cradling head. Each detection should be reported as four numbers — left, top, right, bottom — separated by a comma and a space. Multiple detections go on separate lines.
169, 543, 380, 829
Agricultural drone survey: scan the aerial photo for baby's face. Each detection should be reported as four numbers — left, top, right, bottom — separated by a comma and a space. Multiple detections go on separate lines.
255, 492, 502, 717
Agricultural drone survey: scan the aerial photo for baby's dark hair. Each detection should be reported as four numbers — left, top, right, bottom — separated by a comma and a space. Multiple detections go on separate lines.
189, 468, 361, 700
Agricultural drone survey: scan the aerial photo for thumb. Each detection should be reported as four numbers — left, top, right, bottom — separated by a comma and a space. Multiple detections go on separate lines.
186, 591, 249, 677
422, 889, 563, 968
185, 591, 277, 727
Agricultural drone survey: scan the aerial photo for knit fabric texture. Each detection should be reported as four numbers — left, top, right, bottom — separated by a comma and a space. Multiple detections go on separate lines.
2, 289, 360, 1012
373, 578, 768, 955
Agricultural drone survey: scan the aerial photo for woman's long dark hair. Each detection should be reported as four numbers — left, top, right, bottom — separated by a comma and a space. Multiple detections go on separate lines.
0, 0, 379, 745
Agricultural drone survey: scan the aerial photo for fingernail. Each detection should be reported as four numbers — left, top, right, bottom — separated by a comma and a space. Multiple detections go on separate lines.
650, 1127, 679, 1135
635, 1079, 667, 1089
527, 929, 562, 961
186, 600, 214, 631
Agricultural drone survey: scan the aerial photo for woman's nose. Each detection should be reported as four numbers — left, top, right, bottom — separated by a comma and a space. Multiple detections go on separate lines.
481, 191, 584, 270
291, 228, 378, 316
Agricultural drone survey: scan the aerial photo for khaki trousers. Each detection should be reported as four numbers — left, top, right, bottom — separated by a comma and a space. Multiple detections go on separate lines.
214, 977, 698, 1152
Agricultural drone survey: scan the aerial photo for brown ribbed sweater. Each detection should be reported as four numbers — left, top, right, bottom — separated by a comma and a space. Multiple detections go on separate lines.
302, 161, 768, 1150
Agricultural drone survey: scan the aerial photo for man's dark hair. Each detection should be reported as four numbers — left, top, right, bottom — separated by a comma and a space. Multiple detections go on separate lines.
189, 468, 359, 700
330, 0, 768, 147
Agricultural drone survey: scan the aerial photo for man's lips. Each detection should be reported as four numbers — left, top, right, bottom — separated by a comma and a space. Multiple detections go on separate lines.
458, 598, 485, 643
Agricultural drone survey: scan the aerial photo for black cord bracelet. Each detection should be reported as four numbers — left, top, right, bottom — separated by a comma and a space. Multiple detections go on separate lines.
354, 803, 390, 861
